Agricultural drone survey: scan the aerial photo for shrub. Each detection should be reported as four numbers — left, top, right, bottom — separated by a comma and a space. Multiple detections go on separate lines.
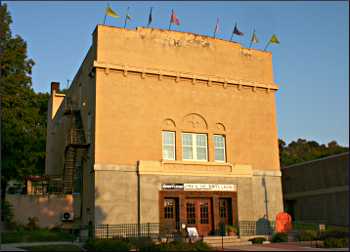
226, 225, 238, 234
84, 239, 130, 252
192, 240, 213, 251
128, 237, 154, 250
26, 217, 39, 230
271, 232, 288, 243
297, 230, 319, 241
1, 200, 14, 225
324, 238, 349, 248
2, 228, 74, 243
139, 240, 212, 252
249, 237, 267, 244
319, 230, 349, 240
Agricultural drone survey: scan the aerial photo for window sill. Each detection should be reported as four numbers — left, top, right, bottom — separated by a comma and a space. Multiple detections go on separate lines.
162, 160, 232, 167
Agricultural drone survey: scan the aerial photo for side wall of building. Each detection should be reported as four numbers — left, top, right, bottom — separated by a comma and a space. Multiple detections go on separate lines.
282, 153, 349, 226
45, 41, 98, 226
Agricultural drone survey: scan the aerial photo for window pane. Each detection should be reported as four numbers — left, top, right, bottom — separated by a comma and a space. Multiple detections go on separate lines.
187, 203, 196, 224
162, 131, 175, 160
197, 147, 207, 160
163, 132, 174, 145
164, 199, 175, 219
196, 134, 207, 147
215, 149, 225, 161
214, 135, 226, 162
163, 146, 175, 160
183, 146, 193, 160
200, 202, 209, 224
182, 134, 192, 146
214, 135, 224, 148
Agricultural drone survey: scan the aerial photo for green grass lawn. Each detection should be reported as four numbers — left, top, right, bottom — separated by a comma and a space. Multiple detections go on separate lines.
20, 244, 82, 251
2, 229, 75, 243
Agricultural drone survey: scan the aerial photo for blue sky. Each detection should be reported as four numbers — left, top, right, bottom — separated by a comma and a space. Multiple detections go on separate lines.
5, 1, 349, 146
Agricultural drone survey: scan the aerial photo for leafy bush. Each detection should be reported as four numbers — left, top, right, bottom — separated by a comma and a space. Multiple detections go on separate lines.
249, 237, 267, 244
2, 229, 74, 243
226, 225, 237, 234
128, 237, 154, 250
140, 240, 212, 252
271, 232, 288, 243
324, 238, 349, 248
297, 230, 319, 241
26, 217, 39, 230
84, 239, 130, 252
1, 200, 14, 225
319, 230, 349, 240
192, 240, 213, 251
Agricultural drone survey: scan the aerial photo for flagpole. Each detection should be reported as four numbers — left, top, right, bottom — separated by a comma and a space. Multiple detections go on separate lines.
103, 2, 109, 25
147, 7, 152, 28
124, 7, 129, 28
230, 32, 234, 41
169, 9, 173, 30
103, 14, 107, 25
213, 18, 218, 38
264, 41, 271, 51
230, 22, 237, 41
249, 29, 254, 49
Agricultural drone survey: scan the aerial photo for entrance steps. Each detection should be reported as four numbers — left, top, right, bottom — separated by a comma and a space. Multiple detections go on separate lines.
203, 236, 252, 247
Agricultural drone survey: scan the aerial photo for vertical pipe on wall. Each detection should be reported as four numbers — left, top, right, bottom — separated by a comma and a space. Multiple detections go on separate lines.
136, 161, 141, 237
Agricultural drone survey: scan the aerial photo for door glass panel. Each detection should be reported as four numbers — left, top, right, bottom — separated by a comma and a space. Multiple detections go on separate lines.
164, 199, 175, 219
219, 200, 227, 219
186, 202, 196, 224
200, 202, 209, 224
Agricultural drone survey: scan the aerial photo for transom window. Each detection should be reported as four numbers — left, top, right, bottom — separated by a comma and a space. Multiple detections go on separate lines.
162, 131, 175, 160
182, 133, 208, 161
214, 135, 226, 162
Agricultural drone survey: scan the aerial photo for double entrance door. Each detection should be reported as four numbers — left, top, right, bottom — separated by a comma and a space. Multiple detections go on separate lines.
161, 193, 235, 236
186, 198, 212, 236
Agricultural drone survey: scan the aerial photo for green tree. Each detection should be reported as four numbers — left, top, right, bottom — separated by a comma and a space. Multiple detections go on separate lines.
0, 3, 48, 203
279, 138, 348, 167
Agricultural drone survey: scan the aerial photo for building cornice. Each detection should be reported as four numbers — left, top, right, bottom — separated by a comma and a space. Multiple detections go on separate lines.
93, 61, 279, 91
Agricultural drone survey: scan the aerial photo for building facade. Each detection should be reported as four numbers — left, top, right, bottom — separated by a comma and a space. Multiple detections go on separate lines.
45, 25, 283, 236
282, 152, 349, 226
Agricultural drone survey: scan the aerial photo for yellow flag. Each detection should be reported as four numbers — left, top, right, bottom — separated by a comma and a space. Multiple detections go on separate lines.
106, 6, 120, 18
269, 34, 280, 44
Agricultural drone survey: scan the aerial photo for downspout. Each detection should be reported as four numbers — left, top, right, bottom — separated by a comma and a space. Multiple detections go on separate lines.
136, 160, 141, 237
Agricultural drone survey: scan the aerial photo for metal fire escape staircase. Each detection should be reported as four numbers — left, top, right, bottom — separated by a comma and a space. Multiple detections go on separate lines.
62, 99, 89, 194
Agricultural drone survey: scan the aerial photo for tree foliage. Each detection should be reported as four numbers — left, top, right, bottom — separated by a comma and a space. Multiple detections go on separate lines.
1, 3, 48, 198
279, 138, 348, 167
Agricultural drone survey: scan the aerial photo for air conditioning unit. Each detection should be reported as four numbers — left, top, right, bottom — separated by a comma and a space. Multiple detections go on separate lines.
61, 212, 74, 222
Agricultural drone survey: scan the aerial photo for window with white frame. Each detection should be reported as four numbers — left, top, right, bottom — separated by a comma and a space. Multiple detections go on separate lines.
214, 135, 226, 162
182, 133, 208, 161
162, 131, 175, 160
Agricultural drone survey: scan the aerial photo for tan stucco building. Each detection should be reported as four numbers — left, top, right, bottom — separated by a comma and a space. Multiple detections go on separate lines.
45, 25, 283, 236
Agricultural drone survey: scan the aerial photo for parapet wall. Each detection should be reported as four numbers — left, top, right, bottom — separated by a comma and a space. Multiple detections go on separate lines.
94, 25, 276, 87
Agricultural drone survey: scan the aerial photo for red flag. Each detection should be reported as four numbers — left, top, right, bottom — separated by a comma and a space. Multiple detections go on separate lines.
170, 9, 180, 25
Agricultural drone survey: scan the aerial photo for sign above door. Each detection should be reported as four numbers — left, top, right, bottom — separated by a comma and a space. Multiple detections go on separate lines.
161, 183, 237, 192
